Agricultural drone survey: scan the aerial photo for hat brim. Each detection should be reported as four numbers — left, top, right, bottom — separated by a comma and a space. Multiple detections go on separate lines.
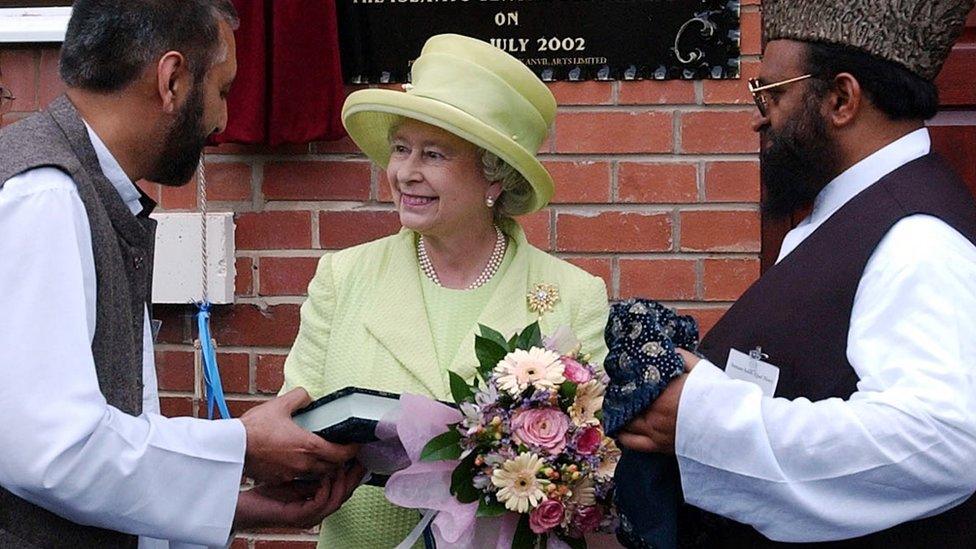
342, 89, 554, 215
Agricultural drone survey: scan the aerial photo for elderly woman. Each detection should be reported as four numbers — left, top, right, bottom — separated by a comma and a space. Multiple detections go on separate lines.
281, 34, 610, 547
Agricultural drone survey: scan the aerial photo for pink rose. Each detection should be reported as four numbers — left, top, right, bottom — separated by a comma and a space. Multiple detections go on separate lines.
562, 357, 592, 383
512, 408, 570, 454
575, 506, 603, 534
576, 427, 603, 455
529, 499, 565, 534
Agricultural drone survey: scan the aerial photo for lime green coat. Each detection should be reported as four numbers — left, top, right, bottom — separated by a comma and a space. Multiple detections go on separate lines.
282, 221, 610, 548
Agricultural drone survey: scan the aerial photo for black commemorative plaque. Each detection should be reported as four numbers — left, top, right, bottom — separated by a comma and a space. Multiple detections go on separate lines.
336, 0, 741, 83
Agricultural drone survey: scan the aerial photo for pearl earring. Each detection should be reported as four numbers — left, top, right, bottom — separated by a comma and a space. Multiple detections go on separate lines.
485, 196, 495, 208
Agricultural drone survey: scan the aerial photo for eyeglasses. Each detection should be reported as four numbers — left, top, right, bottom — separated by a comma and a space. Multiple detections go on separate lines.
748, 74, 813, 117
0, 85, 14, 116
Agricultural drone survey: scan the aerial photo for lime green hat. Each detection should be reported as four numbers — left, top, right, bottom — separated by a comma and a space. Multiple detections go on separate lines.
342, 34, 557, 214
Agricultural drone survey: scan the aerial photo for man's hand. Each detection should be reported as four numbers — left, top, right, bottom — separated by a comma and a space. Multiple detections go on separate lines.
233, 461, 366, 530
617, 348, 700, 454
240, 388, 360, 484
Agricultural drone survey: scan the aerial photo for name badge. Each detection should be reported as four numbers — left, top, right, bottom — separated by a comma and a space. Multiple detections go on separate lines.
725, 348, 779, 397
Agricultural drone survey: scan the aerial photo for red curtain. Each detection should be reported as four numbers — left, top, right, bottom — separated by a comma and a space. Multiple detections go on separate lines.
214, 0, 347, 146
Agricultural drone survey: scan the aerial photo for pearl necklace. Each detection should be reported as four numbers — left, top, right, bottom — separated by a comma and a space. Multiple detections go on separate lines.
418, 226, 507, 290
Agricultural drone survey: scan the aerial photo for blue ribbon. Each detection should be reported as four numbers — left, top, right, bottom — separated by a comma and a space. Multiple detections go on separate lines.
197, 301, 231, 420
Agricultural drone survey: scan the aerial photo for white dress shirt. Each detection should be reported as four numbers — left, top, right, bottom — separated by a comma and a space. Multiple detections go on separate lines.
0, 123, 246, 547
676, 129, 976, 542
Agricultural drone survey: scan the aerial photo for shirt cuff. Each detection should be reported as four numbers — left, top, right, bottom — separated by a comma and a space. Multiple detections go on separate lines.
675, 359, 766, 465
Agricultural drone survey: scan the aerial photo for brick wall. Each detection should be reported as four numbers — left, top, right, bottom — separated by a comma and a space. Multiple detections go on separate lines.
0, 3, 761, 545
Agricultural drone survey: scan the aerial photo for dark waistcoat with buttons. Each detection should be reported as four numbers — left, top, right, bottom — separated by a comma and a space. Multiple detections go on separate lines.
0, 95, 155, 549
679, 153, 976, 548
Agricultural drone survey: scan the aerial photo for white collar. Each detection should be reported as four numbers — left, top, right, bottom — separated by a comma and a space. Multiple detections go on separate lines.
84, 122, 144, 216
776, 128, 931, 262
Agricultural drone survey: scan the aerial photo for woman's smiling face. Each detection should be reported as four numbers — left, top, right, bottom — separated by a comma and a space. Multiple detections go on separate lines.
386, 118, 501, 238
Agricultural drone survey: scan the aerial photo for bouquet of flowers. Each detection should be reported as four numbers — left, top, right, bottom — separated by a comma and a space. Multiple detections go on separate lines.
407, 322, 620, 548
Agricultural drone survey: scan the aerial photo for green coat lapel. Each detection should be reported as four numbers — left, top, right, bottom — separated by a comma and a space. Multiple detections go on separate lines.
363, 229, 442, 396
447, 223, 534, 382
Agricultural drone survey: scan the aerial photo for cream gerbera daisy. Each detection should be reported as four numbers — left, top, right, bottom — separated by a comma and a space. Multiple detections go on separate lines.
491, 452, 549, 513
569, 380, 605, 426
596, 437, 621, 480
568, 477, 596, 506
494, 347, 565, 396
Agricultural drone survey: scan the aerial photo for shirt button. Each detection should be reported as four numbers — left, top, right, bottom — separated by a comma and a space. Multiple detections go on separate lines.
133, 255, 144, 270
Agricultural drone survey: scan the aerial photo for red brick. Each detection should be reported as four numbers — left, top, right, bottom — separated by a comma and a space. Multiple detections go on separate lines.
677, 306, 730, 337
618, 163, 698, 203
199, 398, 265, 418
229, 538, 249, 549
563, 257, 612, 291
680, 111, 759, 154
263, 161, 370, 201
703, 258, 760, 301
253, 541, 317, 549
37, 47, 64, 109
704, 162, 761, 202
556, 212, 672, 252
256, 354, 286, 394
545, 161, 611, 204
680, 210, 761, 252
154, 304, 192, 344
310, 135, 363, 154
378, 170, 394, 203
618, 259, 697, 300
520, 209, 552, 250
554, 112, 672, 154
547, 81, 613, 105
205, 162, 252, 201
258, 256, 320, 296
618, 81, 696, 105
703, 60, 760, 105
741, 10, 762, 55
160, 397, 195, 418
158, 179, 199, 210
217, 352, 251, 394
205, 142, 309, 156
237, 211, 313, 250
156, 350, 195, 392
1, 49, 38, 112
211, 304, 301, 347
319, 210, 400, 249
246, 526, 315, 536
235, 257, 255, 297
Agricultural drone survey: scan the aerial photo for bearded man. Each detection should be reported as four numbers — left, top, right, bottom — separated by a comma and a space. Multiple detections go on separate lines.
617, 1, 976, 546
0, 2, 363, 547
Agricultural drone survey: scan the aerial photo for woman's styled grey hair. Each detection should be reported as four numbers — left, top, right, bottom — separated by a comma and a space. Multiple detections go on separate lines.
480, 149, 534, 219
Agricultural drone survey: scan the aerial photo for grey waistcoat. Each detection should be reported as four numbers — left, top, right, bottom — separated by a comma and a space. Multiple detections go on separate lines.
0, 95, 156, 549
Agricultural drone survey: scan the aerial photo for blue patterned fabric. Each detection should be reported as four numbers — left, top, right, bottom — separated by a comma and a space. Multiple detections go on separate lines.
601, 299, 699, 549
602, 299, 698, 436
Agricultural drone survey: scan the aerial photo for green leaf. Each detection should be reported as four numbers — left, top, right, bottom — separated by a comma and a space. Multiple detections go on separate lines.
420, 429, 462, 462
478, 324, 511, 350
508, 332, 519, 349
450, 452, 480, 503
448, 370, 475, 404
475, 336, 509, 378
559, 534, 587, 549
511, 513, 538, 549
476, 497, 507, 518
516, 321, 543, 350
558, 380, 578, 406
